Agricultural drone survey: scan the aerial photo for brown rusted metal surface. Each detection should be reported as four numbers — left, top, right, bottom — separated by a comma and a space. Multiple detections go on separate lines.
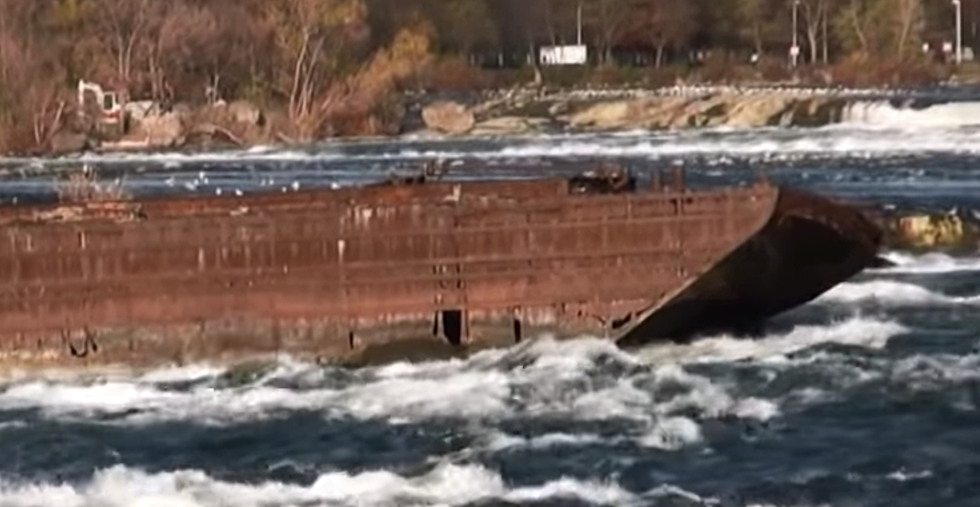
0, 167, 877, 370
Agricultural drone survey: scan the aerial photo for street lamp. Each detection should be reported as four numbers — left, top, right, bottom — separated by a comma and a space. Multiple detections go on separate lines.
953, 0, 963, 64
791, 0, 800, 67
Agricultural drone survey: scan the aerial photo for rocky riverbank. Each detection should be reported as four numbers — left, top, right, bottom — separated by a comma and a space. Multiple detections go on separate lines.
417, 90, 859, 135
35, 85, 911, 156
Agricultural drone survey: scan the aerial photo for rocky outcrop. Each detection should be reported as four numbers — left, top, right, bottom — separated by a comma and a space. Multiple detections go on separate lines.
129, 112, 183, 147
421, 101, 475, 134
563, 94, 847, 131
404, 90, 856, 137
48, 132, 90, 155
887, 213, 973, 252
470, 116, 550, 136
90, 100, 266, 152
868, 209, 980, 254
225, 100, 264, 126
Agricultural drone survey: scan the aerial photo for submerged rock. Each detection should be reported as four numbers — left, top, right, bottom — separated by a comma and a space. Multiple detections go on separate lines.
216, 359, 277, 387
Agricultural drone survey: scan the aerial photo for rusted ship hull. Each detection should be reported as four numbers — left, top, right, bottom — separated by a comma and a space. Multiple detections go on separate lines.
619, 186, 881, 346
0, 170, 881, 370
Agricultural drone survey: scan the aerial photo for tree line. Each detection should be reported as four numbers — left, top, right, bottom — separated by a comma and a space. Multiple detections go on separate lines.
0, 0, 975, 152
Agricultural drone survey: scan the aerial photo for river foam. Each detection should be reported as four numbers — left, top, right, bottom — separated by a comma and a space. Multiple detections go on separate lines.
1, 251, 976, 507
817, 279, 980, 306
843, 100, 980, 128
0, 462, 644, 507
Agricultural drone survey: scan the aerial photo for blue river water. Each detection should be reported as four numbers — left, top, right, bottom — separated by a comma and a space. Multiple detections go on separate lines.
1, 117, 980, 506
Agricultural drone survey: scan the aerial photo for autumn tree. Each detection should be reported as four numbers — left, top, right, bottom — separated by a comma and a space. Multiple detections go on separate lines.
0, 0, 68, 151
734, 0, 792, 56
141, 0, 269, 104
265, 0, 371, 138
832, 0, 925, 60
892, 0, 925, 60
319, 23, 433, 134
46, 0, 93, 84
0, 0, 970, 154
363, 0, 426, 49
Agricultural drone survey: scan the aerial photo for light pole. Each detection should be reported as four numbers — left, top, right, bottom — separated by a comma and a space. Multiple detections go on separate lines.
953, 0, 963, 64
791, 0, 800, 67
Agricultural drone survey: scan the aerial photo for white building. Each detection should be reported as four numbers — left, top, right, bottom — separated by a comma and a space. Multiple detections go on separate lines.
539, 45, 588, 66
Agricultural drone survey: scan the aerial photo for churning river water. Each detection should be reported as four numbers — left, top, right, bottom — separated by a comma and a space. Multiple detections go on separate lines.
2, 107, 980, 507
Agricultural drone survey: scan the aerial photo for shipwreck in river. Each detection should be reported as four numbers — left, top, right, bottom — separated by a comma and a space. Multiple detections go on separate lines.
0, 164, 882, 369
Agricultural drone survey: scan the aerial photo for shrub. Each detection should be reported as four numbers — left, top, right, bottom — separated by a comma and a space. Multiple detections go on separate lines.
418, 57, 491, 91
830, 53, 949, 87
55, 165, 130, 203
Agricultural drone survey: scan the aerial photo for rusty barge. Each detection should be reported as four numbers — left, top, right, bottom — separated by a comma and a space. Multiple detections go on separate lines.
0, 166, 882, 369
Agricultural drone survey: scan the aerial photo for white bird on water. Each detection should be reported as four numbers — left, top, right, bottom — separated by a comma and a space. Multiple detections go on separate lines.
216, 188, 222, 196
192, 170, 209, 187
291, 181, 301, 191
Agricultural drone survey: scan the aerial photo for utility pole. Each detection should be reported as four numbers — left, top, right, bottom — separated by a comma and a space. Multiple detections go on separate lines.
953, 0, 964, 64
791, 0, 800, 67
576, 0, 583, 46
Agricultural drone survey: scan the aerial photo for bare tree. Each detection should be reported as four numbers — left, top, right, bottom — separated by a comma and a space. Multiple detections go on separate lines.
0, 0, 66, 150
832, 0, 871, 55
86, 0, 154, 90
585, 0, 634, 64
266, 0, 370, 138
630, 0, 697, 68
800, 0, 830, 64
894, 0, 925, 60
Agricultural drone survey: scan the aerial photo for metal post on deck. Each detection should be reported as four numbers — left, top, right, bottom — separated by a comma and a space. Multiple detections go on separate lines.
672, 165, 685, 192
